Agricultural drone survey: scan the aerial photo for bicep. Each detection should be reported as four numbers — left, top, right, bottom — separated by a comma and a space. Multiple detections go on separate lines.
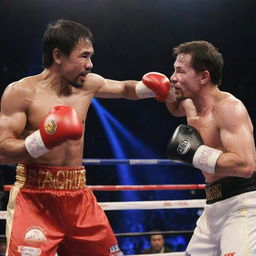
0, 84, 28, 140
0, 112, 27, 140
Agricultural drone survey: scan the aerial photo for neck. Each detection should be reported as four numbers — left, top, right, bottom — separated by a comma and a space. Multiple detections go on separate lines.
41, 68, 73, 96
192, 86, 219, 114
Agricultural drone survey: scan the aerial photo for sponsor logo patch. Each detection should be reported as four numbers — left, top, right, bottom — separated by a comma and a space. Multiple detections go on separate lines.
177, 139, 190, 154
24, 227, 47, 243
224, 253, 236, 256
18, 246, 41, 256
44, 119, 57, 135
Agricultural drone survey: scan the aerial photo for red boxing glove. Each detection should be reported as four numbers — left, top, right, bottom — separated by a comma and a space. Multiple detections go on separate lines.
142, 72, 171, 101
25, 105, 83, 158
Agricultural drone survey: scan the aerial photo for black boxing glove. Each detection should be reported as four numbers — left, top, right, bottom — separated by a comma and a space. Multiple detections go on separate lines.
167, 124, 223, 174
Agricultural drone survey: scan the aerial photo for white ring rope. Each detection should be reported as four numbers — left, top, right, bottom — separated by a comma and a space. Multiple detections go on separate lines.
100, 199, 205, 210
0, 199, 205, 219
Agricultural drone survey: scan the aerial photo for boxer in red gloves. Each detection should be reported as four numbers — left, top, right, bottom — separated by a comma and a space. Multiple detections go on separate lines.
0, 19, 174, 256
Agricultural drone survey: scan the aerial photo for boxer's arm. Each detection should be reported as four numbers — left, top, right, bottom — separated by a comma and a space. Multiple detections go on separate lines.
95, 78, 139, 99
0, 83, 30, 164
94, 72, 172, 100
214, 100, 255, 177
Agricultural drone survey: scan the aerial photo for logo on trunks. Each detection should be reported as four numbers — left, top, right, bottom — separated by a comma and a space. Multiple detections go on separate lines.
26, 168, 86, 190
177, 139, 190, 155
224, 253, 236, 256
44, 119, 57, 135
18, 246, 41, 256
24, 227, 47, 243
109, 244, 124, 256
205, 184, 222, 201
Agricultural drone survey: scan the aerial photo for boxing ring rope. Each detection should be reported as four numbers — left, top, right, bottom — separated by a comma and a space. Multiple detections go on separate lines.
0, 199, 205, 218
1, 159, 203, 255
82, 158, 184, 165
114, 230, 194, 237
3, 184, 205, 192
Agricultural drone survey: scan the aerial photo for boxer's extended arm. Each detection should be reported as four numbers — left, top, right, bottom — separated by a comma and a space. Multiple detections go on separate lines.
0, 83, 30, 164
95, 78, 138, 99
214, 100, 255, 177
95, 72, 174, 101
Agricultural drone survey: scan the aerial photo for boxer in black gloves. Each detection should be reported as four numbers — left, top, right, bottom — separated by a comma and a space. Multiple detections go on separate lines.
167, 124, 222, 175
164, 41, 256, 256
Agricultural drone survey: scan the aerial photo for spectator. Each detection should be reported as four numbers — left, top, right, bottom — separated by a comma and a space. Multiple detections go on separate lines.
141, 232, 173, 254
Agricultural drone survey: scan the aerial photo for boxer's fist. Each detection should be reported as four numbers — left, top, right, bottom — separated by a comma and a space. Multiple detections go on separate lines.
167, 124, 222, 174
142, 72, 170, 101
135, 72, 175, 102
25, 105, 83, 158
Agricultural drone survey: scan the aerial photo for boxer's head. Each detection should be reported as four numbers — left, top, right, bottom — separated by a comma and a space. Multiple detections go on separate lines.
172, 40, 224, 87
42, 19, 93, 69
42, 19, 94, 88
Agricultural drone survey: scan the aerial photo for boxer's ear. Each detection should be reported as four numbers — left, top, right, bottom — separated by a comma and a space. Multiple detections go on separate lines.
53, 48, 63, 65
200, 70, 210, 85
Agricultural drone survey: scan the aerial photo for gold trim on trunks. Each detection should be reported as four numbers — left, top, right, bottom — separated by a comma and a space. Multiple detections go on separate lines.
16, 164, 86, 190
205, 183, 222, 201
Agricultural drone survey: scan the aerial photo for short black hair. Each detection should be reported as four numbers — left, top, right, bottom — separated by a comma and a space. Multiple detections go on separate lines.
42, 19, 93, 67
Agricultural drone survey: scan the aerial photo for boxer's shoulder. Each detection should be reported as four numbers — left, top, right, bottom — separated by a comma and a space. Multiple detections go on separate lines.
215, 91, 240, 105
214, 91, 245, 115
82, 73, 105, 90
2, 77, 35, 111
5, 75, 37, 95
213, 91, 250, 129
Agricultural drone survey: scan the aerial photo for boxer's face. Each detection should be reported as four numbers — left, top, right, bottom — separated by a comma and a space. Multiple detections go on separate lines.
170, 53, 202, 100
60, 38, 94, 88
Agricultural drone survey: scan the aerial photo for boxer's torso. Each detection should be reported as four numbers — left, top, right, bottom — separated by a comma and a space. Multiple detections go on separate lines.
16, 72, 100, 166
186, 91, 254, 182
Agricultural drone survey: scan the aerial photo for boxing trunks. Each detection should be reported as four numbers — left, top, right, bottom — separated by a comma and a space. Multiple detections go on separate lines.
6, 163, 123, 256
186, 173, 256, 256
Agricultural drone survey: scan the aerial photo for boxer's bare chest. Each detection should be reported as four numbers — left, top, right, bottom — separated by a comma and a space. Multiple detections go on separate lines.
187, 110, 222, 149
26, 88, 93, 131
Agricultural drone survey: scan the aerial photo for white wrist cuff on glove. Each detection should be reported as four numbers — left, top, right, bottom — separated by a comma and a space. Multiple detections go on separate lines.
25, 130, 50, 158
192, 145, 223, 174
135, 81, 156, 98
